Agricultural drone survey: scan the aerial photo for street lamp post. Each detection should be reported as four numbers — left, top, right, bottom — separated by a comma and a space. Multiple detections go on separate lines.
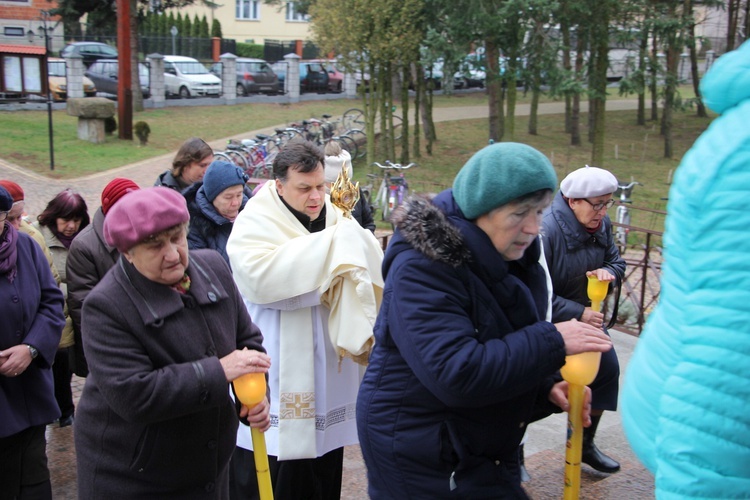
30, 10, 55, 171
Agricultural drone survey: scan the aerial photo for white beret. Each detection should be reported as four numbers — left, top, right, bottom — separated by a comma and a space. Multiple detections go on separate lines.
324, 150, 353, 184
560, 165, 618, 198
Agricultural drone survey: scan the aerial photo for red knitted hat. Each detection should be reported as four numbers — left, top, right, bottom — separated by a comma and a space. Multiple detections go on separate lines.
101, 178, 140, 215
0, 180, 24, 202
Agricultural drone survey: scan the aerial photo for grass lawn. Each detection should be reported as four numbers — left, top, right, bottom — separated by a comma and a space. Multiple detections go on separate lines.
1, 85, 712, 235
355, 106, 712, 234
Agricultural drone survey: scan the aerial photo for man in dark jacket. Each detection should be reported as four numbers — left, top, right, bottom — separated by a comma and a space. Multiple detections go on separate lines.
541, 165, 626, 474
357, 143, 612, 498
66, 177, 139, 377
75, 187, 270, 498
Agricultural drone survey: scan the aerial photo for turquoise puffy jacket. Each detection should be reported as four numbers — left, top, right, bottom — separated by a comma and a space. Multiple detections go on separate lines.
621, 41, 750, 498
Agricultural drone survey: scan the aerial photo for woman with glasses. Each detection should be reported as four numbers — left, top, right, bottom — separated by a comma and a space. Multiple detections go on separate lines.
541, 165, 626, 474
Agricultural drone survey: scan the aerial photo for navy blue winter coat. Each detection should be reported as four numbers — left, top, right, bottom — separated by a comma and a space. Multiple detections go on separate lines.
183, 182, 248, 266
357, 191, 566, 498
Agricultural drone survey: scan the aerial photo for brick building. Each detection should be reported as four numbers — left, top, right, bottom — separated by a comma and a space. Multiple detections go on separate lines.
0, 0, 63, 54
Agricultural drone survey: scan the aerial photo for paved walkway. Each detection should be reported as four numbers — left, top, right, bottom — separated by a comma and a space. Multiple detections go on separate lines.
3, 98, 654, 498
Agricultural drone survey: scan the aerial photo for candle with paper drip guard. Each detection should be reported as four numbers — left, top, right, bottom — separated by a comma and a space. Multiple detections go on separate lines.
234, 373, 274, 500
560, 275, 607, 499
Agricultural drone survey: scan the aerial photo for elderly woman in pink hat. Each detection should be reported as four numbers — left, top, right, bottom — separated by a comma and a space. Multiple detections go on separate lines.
74, 187, 271, 499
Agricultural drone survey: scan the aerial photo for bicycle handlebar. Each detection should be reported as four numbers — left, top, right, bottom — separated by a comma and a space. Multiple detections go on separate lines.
372, 161, 417, 170
618, 181, 642, 190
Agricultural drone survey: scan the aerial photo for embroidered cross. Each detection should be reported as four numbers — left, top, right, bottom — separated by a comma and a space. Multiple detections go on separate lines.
280, 392, 315, 419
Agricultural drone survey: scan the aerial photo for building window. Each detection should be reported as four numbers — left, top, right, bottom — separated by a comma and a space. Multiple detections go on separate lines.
236, 0, 260, 20
286, 2, 310, 22
4, 27, 26, 37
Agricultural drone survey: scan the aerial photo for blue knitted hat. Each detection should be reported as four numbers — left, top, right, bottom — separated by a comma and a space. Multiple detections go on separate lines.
201, 161, 249, 202
453, 142, 557, 219
0, 185, 12, 211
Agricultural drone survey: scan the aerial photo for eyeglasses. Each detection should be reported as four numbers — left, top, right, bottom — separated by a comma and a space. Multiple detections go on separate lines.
582, 198, 616, 211
0, 211, 8, 222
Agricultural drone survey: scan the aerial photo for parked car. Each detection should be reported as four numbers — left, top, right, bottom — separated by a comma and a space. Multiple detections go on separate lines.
271, 61, 329, 93
209, 58, 280, 96
309, 59, 344, 92
163, 56, 221, 98
47, 58, 97, 101
85, 59, 151, 98
425, 60, 466, 90
59, 42, 119, 68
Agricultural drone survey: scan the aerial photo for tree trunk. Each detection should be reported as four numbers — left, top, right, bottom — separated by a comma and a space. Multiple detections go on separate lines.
650, 35, 659, 122
412, 62, 422, 159
561, 18, 573, 133
685, 0, 707, 117
486, 39, 504, 142
130, 0, 143, 113
727, 0, 739, 52
399, 63, 410, 164
571, 34, 585, 146
590, 3, 609, 165
420, 62, 436, 155
637, 28, 648, 125
663, 40, 680, 158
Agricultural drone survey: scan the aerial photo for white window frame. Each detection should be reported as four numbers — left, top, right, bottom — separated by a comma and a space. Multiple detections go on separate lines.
236, 0, 260, 20
4, 27, 26, 37
285, 2, 310, 22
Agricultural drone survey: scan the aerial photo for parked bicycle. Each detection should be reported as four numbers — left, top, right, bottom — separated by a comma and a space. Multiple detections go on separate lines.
614, 179, 642, 254
365, 161, 417, 221
343, 107, 402, 142
214, 135, 278, 179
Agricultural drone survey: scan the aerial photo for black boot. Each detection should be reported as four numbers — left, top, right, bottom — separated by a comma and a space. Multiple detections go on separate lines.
581, 415, 620, 473
518, 444, 531, 483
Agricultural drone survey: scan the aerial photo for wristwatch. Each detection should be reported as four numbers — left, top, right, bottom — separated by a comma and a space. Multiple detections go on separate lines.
25, 344, 39, 359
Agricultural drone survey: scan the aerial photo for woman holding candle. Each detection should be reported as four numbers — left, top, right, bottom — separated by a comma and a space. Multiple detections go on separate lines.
541, 166, 626, 473
74, 187, 270, 498
357, 143, 612, 498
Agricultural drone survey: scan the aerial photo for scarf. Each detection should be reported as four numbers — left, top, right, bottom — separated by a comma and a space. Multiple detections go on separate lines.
227, 180, 384, 459
51, 227, 76, 249
0, 222, 19, 283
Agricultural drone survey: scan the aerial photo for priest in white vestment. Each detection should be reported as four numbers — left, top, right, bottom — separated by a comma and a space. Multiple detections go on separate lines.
227, 141, 384, 500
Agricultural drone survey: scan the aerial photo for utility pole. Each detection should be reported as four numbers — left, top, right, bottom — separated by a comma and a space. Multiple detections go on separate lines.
118, 0, 133, 140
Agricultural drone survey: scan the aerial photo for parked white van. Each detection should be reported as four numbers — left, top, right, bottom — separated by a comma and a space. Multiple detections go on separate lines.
163, 56, 221, 98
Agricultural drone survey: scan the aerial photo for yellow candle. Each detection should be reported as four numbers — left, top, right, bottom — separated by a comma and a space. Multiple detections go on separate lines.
561, 275, 608, 499
234, 373, 274, 500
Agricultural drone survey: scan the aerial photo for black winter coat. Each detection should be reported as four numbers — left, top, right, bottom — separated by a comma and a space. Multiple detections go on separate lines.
541, 192, 626, 322
75, 250, 265, 499
357, 191, 566, 498
183, 182, 248, 266
66, 207, 118, 376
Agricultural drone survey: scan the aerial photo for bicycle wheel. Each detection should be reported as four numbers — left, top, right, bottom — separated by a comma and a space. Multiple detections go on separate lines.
378, 183, 390, 221
342, 108, 365, 131
264, 139, 280, 157
214, 151, 249, 173
334, 135, 358, 160
345, 129, 367, 159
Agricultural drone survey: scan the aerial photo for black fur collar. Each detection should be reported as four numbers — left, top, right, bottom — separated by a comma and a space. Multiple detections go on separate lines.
391, 197, 471, 267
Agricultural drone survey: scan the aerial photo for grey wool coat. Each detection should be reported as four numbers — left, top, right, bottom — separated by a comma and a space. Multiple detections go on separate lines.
75, 249, 265, 499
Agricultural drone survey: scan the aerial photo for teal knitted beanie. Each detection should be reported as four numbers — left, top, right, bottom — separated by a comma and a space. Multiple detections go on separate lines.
453, 142, 557, 219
